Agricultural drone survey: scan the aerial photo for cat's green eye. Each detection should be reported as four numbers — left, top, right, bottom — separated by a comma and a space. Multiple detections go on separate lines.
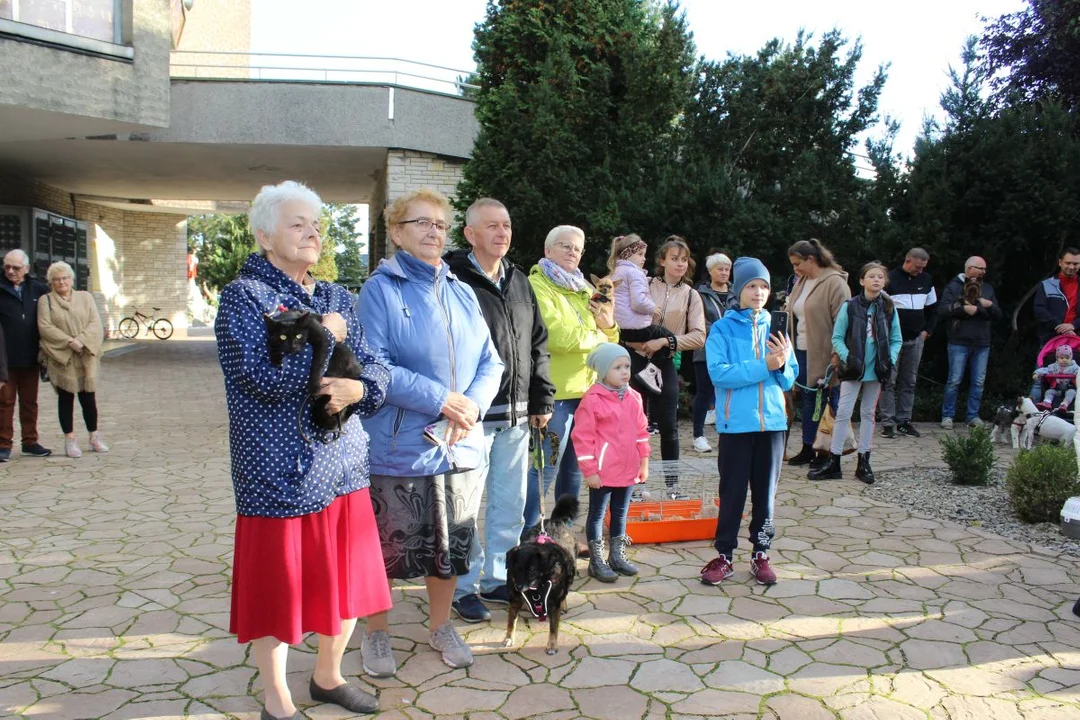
279, 334, 286, 341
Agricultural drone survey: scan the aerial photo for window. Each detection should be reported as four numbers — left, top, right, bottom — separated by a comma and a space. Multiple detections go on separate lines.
1, 0, 121, 45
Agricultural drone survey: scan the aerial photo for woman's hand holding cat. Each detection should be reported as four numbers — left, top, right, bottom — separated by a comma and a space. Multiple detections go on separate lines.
318, 377, 365, 413
321, 312, 347, 342
441, 391, 479, 428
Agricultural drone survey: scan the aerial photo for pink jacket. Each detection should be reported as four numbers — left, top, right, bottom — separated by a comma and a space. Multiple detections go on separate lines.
571, 383, 651, 487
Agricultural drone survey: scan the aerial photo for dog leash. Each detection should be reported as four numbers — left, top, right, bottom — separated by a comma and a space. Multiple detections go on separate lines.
530, 425, 548, 538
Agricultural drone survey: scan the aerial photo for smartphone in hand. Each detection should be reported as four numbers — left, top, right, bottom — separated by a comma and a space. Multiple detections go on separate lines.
770, 310, 790, 339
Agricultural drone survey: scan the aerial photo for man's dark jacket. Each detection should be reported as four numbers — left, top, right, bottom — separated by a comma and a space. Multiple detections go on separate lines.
1033, 276, 1080, 345
445, 250, 555, 426
887, 267, 938, 341
0, 275, 49, 368
938, 274, 1002, 348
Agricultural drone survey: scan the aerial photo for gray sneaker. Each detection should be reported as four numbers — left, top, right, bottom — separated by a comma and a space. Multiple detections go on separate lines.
361, 629, 397, 678
968, 417, 985, 428
940, 418, 954, 430
429, 622, 473, 668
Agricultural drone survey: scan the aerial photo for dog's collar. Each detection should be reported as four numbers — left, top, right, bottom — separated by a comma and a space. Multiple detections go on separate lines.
520, 580, 554, 621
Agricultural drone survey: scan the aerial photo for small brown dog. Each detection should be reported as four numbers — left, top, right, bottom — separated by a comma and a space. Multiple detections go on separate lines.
589, 273, 622, 304
963, 276, 982, 305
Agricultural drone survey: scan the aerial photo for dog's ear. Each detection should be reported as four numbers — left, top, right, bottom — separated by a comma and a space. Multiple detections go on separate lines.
611, 277, 623, 288
505, 546, 519, 572
590, 273, 601, 286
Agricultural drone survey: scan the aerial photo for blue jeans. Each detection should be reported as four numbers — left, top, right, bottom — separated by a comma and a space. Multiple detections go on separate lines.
585, 486, 632, 542
942, 344, 990, 422
455, 424, 531, 599
523, 398, 582, 528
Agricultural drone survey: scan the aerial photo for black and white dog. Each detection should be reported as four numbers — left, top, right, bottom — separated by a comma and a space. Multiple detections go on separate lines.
1015, 396, 1077, 450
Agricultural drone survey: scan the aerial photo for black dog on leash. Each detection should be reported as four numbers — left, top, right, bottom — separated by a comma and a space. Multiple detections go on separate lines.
503, 494, 579, 655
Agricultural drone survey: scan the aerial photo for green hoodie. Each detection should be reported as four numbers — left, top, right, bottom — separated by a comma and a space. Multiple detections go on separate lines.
528, 265, 620, 400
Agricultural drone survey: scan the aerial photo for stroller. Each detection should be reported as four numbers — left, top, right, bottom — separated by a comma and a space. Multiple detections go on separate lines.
1030, 334, 1080, 417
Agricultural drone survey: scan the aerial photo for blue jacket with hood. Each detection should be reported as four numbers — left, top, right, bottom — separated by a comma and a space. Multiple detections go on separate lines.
358, 250, 503, 476
706, 307, 797, 434
215, 254, 390, 518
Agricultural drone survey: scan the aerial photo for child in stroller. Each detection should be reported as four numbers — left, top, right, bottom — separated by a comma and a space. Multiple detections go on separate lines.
1032, 344, 1080, 413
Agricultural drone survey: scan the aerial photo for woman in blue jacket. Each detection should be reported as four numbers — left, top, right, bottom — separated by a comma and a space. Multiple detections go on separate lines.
357, 189, 503, 675
809, 261, 902, 484
701, 257, 796, 588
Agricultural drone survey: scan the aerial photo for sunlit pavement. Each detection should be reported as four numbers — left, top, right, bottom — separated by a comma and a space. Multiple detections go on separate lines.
1, 340, 1078, 719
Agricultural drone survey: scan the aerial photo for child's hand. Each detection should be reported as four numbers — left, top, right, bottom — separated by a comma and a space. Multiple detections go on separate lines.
638, 459, 649, 484
584, 474, 602, 489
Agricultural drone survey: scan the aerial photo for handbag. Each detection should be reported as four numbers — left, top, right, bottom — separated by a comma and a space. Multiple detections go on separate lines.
812, 404, 857, 455
635, 362, 663, 394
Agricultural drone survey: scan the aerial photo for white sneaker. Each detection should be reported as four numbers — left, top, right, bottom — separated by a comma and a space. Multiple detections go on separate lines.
65, 438, 82, 458
704, 409, 716, 425
693, 436, 713, 452
89, 432, 109, 453
940, 418, 954, 430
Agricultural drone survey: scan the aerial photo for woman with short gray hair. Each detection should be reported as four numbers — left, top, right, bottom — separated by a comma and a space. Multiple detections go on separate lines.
693, 252, 735, 452
38, 261, 105, 458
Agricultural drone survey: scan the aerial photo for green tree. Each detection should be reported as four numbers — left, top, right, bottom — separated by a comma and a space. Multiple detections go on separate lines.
455, 0, 696, 273
982, 0, 1080, 110
187, 214, 255, 292
325, 204, 366, 288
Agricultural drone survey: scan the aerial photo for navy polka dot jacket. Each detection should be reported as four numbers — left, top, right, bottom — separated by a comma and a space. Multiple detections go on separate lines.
215, 254, 389, 518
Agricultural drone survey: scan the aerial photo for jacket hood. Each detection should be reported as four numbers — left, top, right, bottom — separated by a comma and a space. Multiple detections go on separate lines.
238, 253, 314, 295
726, 307, 770, 327
818, 267, 849, 282
374, 250, 453, 283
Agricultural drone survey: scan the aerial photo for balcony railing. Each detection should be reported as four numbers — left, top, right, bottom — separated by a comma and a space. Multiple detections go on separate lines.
169, 50, 477, 97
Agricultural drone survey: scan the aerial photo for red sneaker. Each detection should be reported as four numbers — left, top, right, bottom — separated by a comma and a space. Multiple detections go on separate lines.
750, 552, 777, 586
700, 555, 734, 586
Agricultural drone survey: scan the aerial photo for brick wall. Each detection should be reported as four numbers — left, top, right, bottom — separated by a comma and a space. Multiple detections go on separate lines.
371, 149, 465, 265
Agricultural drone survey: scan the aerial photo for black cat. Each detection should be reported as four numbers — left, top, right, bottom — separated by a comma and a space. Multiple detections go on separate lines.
264, 308, 364, 434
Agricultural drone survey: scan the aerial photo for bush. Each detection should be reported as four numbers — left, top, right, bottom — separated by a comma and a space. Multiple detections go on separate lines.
939, 425, 996, 486
1006, 443, 1080, 523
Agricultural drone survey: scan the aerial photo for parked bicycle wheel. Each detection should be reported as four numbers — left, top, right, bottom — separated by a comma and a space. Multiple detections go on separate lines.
118, 317, 139, 338
152, 318, 174, 340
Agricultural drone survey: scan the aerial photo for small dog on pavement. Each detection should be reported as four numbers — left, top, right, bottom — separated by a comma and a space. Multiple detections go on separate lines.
990, 403, 1021, 447
504, 494, 579, 655
1016, 396, 1077, 450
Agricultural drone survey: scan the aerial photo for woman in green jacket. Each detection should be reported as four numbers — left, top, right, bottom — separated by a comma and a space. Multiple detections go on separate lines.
523, 225, 620, 528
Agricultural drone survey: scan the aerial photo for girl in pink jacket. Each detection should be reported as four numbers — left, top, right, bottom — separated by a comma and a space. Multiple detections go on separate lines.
572, 343, 651, 583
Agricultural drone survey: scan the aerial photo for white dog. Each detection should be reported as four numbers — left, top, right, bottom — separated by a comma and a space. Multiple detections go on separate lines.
1016, 396, 1077, 450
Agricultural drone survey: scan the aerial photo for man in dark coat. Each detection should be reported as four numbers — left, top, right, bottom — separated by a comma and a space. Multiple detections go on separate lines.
938, 256, 1001, 429
0, 249, 52, 460
1033, 246, 1080, 346
445, 198, 556, 623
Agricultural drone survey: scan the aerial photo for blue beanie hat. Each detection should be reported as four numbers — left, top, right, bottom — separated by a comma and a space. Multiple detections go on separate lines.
586, 342, 630, 381
732, 256, 771, 306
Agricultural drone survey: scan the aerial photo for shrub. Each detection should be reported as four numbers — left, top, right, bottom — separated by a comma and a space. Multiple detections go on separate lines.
1006, 443, 1080, 523
939, 425, 996, 486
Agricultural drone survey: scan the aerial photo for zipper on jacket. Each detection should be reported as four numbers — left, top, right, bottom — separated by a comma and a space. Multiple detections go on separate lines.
754, 315, 765, 432
435, 274, 457, 392
390, 407, 405, 451
502, 291, 520, 426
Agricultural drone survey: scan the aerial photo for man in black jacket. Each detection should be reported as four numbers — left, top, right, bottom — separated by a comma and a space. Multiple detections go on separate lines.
939, 256, 1001, 429
880, 248, 937, 438
0, 249, 52, 460
446, 198, 556, 623
1033, 247, 1080, 346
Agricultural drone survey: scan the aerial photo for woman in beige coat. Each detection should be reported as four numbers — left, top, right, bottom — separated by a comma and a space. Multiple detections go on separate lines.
624, 236, 706, 497
785, 239, 850, 469
38, 262, 107, 458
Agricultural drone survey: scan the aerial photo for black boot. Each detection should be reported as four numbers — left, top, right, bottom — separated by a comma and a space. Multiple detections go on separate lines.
855, 452, 876, 485
607, 535, 639, 576
1073, 596, 1080, 618
588, 539, 617, 582
808, 453, 841, 480
787, 444, 816, 466
808, 451, 831, 471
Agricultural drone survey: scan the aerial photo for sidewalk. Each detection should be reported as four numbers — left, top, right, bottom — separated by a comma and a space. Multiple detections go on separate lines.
1, 339, 1078, 719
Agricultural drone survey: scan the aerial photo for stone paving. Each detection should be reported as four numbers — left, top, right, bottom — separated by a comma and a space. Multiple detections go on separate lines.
1, 339, 1079, 719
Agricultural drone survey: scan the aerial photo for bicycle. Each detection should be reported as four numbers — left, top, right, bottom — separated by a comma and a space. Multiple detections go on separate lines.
118, 307, 174, 340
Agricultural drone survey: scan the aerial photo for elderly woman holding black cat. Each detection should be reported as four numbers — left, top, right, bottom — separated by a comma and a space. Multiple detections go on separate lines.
215, 180, 392, 720
357, 188, 503, 674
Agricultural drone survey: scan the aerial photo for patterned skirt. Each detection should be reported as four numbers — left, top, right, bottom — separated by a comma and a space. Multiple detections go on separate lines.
368, 469, 483, 580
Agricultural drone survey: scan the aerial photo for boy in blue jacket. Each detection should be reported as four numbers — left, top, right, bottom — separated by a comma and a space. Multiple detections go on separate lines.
701, 257, 797, 587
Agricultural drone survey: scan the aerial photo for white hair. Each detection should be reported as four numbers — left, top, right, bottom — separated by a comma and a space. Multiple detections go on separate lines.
544, 225, 585, 250
706, 253, 732, 271
4, 249, 29, 267
46, 261, 74, 282
249, 180, 323, 244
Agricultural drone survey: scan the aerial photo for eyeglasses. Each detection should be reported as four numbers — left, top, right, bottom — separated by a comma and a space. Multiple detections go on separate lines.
3, 265, 26, 271
553, 241, 584, 256
398, 218, 450, 233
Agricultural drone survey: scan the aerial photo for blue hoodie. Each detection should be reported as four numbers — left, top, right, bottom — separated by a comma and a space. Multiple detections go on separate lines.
215, 254, 390, 518
706, 307, 797, 434
358, 251, 504, 476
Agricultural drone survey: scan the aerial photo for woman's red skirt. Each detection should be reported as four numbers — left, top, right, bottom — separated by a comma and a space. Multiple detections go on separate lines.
230, 488, 392, 645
